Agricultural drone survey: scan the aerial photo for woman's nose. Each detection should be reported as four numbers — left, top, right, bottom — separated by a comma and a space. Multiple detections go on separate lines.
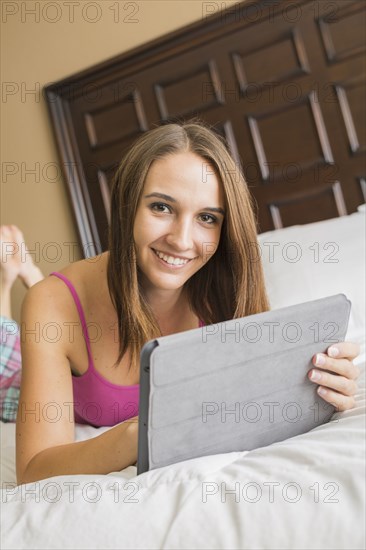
166, 218, 194, 251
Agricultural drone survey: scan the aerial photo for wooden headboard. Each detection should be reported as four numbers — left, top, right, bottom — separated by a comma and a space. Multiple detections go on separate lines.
44, 0, 366, 257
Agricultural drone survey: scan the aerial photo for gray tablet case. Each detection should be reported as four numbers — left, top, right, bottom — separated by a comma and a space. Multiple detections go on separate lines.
137, 294, 351, 474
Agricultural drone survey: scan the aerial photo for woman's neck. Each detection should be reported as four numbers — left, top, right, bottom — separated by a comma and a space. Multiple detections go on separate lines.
145, 286, 188, 321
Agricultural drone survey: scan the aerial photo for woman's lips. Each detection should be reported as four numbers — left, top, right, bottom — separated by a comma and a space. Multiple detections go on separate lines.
151, 248, 193, 269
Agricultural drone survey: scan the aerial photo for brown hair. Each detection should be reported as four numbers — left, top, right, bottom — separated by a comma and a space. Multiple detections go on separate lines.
107, 121, 269, 371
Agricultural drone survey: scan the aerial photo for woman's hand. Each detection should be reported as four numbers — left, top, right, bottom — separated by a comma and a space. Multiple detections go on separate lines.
125, 415, 139, 465
308, 342, 361, 412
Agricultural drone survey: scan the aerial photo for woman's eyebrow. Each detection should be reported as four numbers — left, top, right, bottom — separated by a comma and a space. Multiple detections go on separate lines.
144, 192, 225, 216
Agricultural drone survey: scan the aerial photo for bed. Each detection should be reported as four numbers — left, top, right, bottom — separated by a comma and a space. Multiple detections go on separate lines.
1, 204, 365, 550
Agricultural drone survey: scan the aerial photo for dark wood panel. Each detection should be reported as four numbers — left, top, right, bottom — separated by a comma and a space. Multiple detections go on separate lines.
45, 0, 366, 257
155, 60, 225, 120
268, 181, 347, 229
247, 91, 334, 181
318, 2, 366, 62
335, 76, 366, 154
232, 28, 310, 90
84, 88, 148, 149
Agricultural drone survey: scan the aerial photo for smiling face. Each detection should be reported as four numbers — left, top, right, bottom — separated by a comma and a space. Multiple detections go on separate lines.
133, 151, 225, 296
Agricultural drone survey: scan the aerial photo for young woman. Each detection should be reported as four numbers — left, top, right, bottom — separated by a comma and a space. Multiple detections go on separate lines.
15, 122, 360, 484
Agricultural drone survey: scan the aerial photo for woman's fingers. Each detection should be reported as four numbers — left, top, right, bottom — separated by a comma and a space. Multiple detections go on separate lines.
311, 355, 361, 380
308, 341, 361, 412
325, 342, 360, 361
309, 369, 358, 396
315, 386, 356, 412
310, 340, 361, 380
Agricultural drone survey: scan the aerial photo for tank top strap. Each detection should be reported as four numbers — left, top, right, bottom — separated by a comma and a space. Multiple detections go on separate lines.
49, 272, 93, 365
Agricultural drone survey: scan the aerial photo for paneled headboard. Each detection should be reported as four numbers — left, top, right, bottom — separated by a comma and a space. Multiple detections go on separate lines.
44, 0, 366, 257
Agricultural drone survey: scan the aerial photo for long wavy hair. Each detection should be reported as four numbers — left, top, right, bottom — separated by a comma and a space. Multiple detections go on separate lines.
107, 121, 269, 372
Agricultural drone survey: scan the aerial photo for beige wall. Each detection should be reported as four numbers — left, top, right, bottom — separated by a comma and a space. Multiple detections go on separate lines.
1, 0, 237, 323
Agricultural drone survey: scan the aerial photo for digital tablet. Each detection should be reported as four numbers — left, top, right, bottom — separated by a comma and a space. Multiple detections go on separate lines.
137, 293, 351, 475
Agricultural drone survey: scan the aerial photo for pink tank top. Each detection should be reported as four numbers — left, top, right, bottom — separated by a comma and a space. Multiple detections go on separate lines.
50, 272, 204, 427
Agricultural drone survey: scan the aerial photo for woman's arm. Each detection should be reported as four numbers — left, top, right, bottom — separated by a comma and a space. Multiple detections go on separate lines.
308, 342, 361, 411
19, 418, 138, 485
16, 278, 138, 485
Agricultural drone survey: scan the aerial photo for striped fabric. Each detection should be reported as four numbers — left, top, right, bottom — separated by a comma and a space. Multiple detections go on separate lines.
0, 316, 21, 422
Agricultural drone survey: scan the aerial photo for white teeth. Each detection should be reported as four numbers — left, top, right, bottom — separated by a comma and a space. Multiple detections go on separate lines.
154, 249, 189, 266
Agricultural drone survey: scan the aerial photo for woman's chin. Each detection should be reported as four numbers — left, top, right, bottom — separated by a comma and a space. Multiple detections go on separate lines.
140, 271, 187, 293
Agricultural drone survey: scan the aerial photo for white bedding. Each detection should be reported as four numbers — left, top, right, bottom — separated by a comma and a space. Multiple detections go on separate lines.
1, 206, 365, 550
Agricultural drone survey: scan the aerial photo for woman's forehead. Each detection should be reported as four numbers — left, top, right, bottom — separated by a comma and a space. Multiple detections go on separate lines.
143, 152, 222, 195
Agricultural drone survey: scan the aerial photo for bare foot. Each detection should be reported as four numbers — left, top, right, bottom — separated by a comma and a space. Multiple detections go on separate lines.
0, 225, 44, 289
0, 225, 22, 287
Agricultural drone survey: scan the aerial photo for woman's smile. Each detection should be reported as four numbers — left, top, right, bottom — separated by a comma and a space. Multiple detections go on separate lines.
151, 247, 195, 269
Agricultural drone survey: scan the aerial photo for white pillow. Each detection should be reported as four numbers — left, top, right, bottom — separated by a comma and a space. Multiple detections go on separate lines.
258, 204, 365, 356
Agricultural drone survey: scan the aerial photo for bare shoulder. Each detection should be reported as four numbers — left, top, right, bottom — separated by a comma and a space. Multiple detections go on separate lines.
21, 253, 108, 337
56, 252, 108, 289
21, 275, 68, 318
24, 252, 108, 307
52, 251, 108, 284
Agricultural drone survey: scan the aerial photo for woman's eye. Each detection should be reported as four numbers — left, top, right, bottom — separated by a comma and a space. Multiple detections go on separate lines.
150, 202, 170, 213
149, 203, 217, 225
200, 214, 217, 225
